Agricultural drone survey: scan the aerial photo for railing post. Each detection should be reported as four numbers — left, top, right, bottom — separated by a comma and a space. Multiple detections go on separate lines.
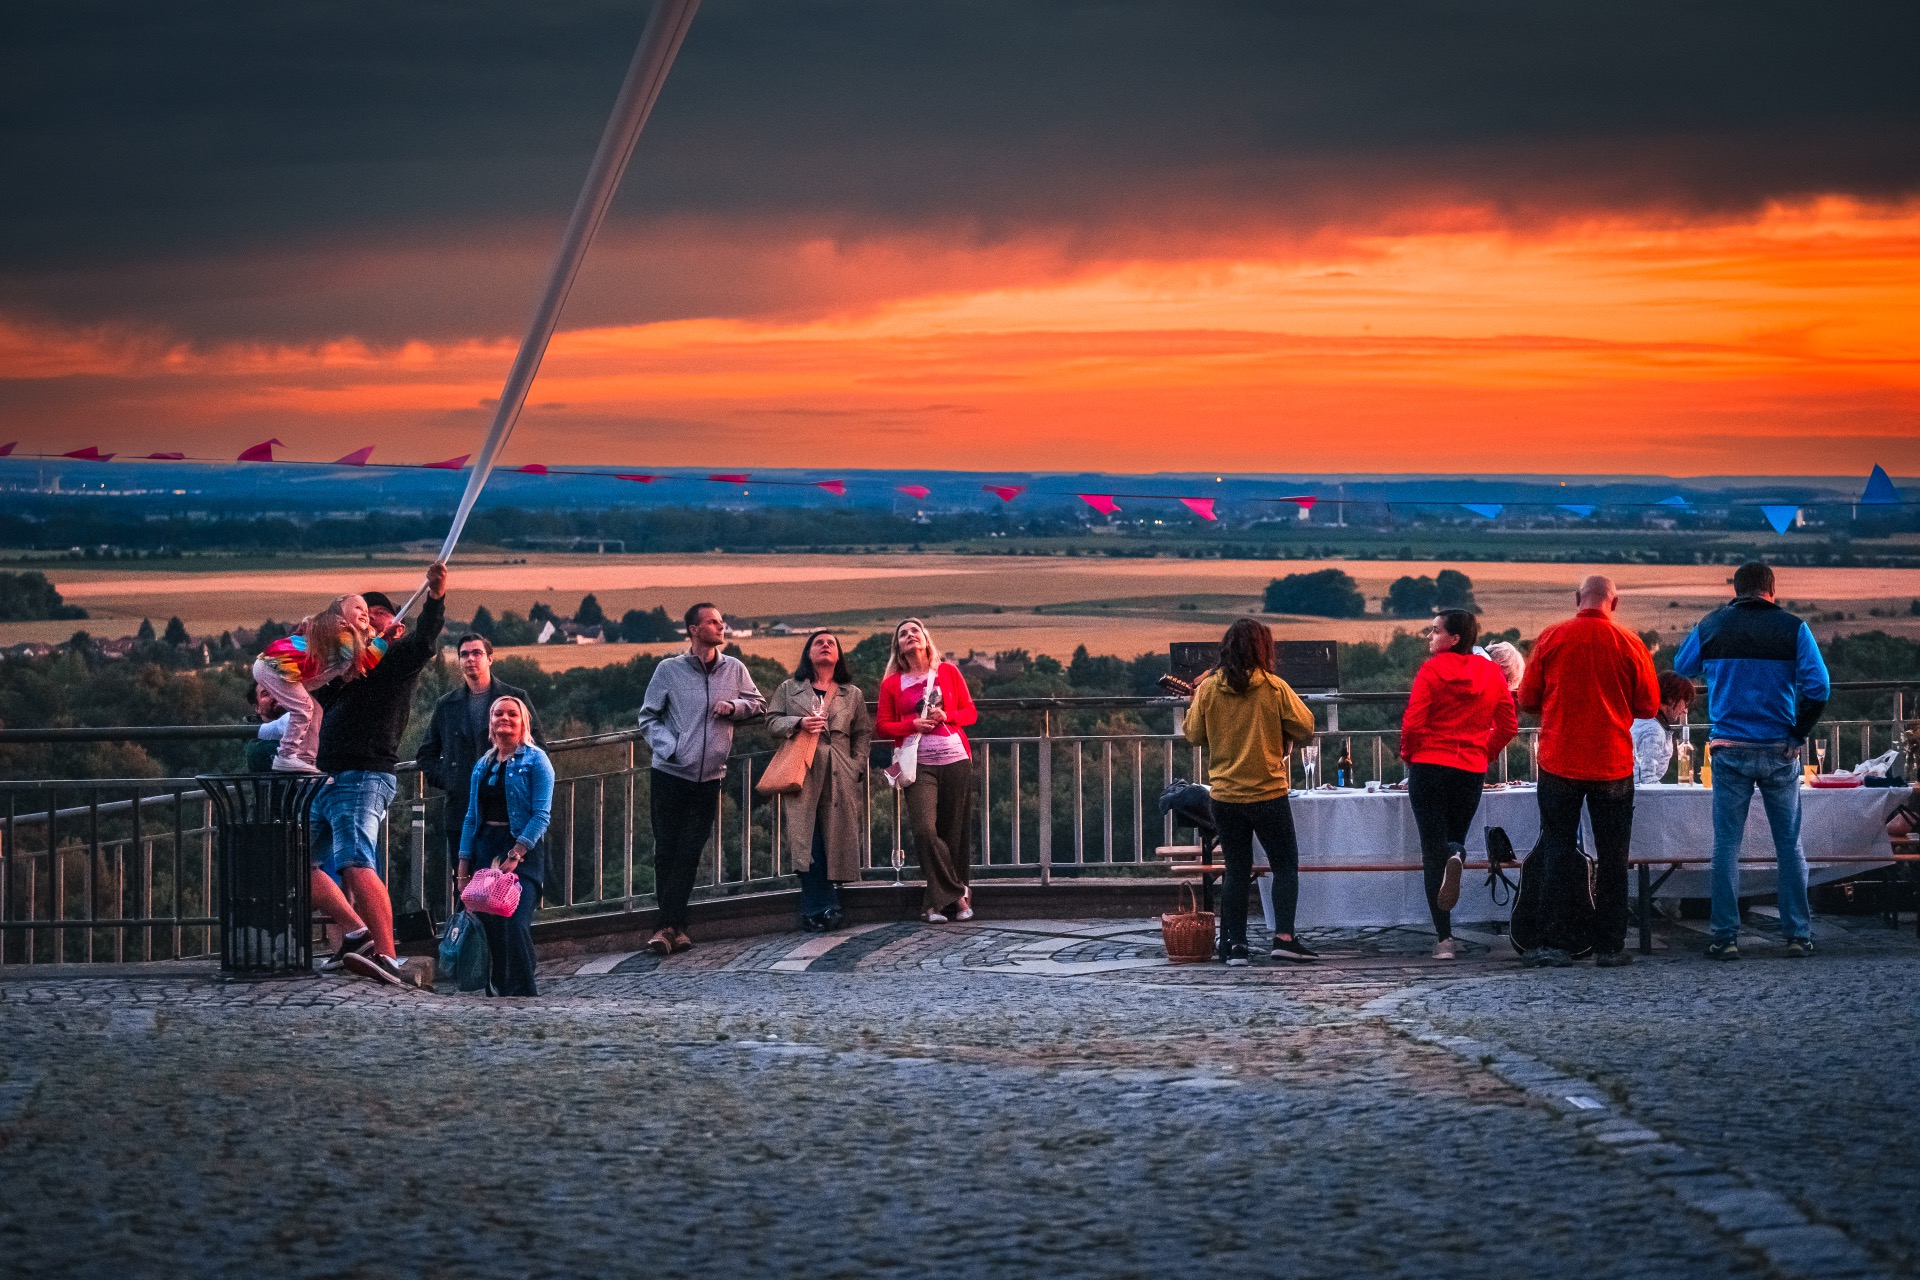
1037, 714, 1052, 887
408, 774, 426, 915
623, 740, 636, 911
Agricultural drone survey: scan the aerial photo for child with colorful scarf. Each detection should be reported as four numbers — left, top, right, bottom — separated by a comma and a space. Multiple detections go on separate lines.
250, 594, 387, 772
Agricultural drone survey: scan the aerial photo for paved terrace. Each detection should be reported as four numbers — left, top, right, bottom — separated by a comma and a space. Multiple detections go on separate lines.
2, 912, 1916, 1279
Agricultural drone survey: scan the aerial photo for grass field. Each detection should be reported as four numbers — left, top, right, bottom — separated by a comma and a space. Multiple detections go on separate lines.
9, 551, 1916, 665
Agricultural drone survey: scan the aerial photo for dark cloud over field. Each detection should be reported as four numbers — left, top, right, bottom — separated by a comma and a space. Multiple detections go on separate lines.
4, 0, 1917, 341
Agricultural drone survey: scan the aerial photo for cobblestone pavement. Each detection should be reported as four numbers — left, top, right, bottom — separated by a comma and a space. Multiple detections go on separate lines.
1, 910, 1913, 1278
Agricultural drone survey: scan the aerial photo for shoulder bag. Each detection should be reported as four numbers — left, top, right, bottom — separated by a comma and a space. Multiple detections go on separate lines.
757, 685, 823, 795
884, 666, 942, 789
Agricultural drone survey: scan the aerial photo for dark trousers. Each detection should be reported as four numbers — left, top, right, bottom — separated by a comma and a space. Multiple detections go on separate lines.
650, 769, 722, 930
471, 825, 541, 997
1537, 768, 1635, 955
1212, 795, 1301, 951
1408, 762, 1485, 940
904, 758, 973, 914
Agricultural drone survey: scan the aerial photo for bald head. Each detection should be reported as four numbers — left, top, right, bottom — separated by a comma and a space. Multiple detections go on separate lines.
1576, 575, 1618, 612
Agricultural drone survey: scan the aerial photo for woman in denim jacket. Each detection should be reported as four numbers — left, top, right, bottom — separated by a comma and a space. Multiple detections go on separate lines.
459, 696, 554, 996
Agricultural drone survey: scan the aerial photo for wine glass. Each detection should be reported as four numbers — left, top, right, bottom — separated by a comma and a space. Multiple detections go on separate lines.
1814, 739, 1827, 776
1301, 743, 1320, 789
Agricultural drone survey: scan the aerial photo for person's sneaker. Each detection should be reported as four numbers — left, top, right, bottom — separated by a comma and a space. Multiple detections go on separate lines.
800, 914, 830, 934
822, 908, 845, 931
668, 927, 694, 954
920, 910, 948, 924
1704, 937, 1741, 961
1783, 937, 1813, 958
1522, 947, 1573, 968
1431, 938, 1457, 961
1436, 849, 1465, 912
1222, 942, 1250, 967
1270, 936, 1320, 963
645, 928, 674, 956
319, 928, 374, 973
342, 952, 408, 988
953, 894, 974, 922
1594, 950, 1634, 968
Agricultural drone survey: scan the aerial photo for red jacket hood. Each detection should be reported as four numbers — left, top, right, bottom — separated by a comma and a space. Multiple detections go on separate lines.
1424, 651, 1506, 694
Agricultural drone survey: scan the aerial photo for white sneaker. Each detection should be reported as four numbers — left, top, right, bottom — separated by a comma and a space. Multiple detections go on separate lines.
1431, 938, 1457, 960
953, 895, 974, 921
921, 911, 948, 924
1437, 853, 1464, 912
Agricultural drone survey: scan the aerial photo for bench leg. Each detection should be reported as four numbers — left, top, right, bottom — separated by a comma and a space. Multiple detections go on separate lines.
1638, 862, 1653, 955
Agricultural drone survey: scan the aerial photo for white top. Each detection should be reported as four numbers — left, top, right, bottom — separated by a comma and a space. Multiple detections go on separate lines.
1631, 717, 1675, 784
257, 712, 289, 742
899, 670, 968, 765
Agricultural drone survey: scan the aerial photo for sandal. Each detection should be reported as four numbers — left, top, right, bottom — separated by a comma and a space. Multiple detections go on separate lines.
921, 910, 948, 924
953, 893, 974, 922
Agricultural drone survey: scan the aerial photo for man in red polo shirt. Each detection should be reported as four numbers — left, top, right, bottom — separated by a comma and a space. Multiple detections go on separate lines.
1517, 574, 1661, 967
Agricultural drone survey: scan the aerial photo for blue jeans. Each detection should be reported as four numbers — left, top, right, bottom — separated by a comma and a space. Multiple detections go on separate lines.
1710, 744, 1810, 942
798, 826, 840, 919
310, 770, 398, 874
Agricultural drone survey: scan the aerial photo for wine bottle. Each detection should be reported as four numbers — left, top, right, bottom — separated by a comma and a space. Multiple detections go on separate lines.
1335, 741, 1355, 789
1675, 737, 1693, 785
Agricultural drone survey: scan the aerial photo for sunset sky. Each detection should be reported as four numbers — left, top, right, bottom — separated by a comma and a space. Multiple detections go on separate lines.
3, 1, 1916, 477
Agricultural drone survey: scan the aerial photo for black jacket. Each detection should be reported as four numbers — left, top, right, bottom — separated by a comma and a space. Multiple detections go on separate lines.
313, 594, 446, 775
415, 676, 543, 813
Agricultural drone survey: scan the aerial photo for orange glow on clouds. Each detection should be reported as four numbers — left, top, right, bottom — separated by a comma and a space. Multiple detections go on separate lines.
4, 198, 1916, 475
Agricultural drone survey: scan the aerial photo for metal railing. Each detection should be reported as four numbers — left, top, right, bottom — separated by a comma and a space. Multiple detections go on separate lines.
2, 683, 1912, 964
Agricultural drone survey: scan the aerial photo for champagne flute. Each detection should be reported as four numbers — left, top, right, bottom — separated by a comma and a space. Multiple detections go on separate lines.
1814, 739, 1827, 776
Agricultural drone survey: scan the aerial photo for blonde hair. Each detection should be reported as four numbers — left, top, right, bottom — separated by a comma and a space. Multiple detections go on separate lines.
1485, 641, 1526, 692
487, 695, 534, 750
883, 617, 942, 679
298, 594, 376, 678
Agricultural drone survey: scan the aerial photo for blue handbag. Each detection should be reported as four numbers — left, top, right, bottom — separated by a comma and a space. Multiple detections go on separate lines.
437, 909, 491, 993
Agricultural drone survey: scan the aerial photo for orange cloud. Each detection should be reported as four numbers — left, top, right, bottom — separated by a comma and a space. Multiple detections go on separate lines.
3, 198, 1916, 475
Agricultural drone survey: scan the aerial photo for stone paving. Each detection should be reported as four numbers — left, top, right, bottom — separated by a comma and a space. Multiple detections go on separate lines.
0, 910, 1914, 1278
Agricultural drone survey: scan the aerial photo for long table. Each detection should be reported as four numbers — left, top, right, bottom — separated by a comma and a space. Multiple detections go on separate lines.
1261, 781, 1912, 930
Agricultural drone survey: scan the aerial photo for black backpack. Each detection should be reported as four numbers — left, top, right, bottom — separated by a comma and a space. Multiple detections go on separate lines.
1496, 826, 1596, 958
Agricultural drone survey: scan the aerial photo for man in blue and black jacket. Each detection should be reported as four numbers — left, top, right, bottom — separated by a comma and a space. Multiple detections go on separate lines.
1673, 562, 1830, 961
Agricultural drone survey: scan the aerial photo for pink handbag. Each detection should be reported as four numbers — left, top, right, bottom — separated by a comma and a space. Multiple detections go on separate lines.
461, 867, 522, 917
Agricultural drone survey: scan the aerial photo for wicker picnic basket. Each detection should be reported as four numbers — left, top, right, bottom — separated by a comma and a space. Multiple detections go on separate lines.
1160, 885, 1216, 964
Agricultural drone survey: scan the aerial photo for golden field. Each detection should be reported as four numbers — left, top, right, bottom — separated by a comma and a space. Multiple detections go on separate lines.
7, 552, 1916, 668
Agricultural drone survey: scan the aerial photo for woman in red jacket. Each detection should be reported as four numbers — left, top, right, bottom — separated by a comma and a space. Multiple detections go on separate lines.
876, 618, 980, 923
1399, 609, 1518, 959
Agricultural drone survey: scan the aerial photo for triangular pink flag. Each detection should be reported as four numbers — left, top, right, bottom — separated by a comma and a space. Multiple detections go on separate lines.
814, 479, 847, 496
895, 484, 931, 500
709, 473, 749, 484
237, 438, 284, 462
984, 484, 1026, 502
1077, 494, 1120, 515
424, 455, 470, 470
64, 446, 114, 462
146, 452, 186, 460
1285, 495, 1317, 511
1179, 497, 1217, 521
0, 442, 15, 456
616, 474, 657, 483
517, 463, 549, 475
334, 446, 374, 466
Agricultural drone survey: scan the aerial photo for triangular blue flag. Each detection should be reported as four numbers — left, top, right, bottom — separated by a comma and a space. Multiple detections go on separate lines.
1859, 464, 1900, 505
1460, 503, 1503, 519
1657, 495, 1689, 508
1760, 505, 1798, 535
1558, 504, 1595, 517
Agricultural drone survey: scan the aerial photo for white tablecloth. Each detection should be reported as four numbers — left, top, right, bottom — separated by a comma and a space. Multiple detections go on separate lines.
1264, 782, 1910, 929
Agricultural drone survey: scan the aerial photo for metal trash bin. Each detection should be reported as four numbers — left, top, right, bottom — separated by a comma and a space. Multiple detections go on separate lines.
198, 773, 328, 976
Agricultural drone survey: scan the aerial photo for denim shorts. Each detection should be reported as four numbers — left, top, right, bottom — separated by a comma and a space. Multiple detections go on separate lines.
309, 770, 398, 873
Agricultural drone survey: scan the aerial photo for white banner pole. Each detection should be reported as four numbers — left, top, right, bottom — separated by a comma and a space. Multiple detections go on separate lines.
397, 0, 701, 618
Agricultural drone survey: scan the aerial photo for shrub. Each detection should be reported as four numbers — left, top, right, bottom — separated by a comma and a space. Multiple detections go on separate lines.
1264, 569, 1365, 618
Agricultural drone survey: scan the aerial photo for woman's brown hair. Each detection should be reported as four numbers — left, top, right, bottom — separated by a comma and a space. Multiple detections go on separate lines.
1217, 618, 1275, 694
1435, 609, 1479, 656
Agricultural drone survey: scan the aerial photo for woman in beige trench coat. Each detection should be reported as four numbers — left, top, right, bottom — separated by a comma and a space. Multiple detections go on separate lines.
766, 630, 874, 931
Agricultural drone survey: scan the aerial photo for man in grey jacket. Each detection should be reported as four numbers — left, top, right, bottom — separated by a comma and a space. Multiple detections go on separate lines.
637, 602, 765, 954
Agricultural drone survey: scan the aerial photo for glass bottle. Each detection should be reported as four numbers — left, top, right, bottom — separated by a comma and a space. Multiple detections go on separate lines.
1675, 736, 1693, 785
1335, 740, 1355, 789
1700, 741, 1713, 788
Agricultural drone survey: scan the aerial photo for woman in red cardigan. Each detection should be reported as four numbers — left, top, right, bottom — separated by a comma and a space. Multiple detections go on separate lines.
1399, 609, 1518, 959
876, 618, 979, 922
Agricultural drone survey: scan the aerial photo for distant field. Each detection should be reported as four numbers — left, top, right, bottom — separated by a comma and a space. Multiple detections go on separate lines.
9, 552, 1917, 660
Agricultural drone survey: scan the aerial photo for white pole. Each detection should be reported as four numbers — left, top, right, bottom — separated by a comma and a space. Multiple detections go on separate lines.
399, 0, 701, 617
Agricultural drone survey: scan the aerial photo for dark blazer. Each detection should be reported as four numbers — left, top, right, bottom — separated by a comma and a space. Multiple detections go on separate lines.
416, 678, 543, 814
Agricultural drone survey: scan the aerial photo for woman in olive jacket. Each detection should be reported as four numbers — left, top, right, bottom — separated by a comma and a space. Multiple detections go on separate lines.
766, 630, 874, 931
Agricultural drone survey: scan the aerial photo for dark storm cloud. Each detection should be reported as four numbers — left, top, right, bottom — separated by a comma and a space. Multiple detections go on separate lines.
4, 0, 1916, 336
